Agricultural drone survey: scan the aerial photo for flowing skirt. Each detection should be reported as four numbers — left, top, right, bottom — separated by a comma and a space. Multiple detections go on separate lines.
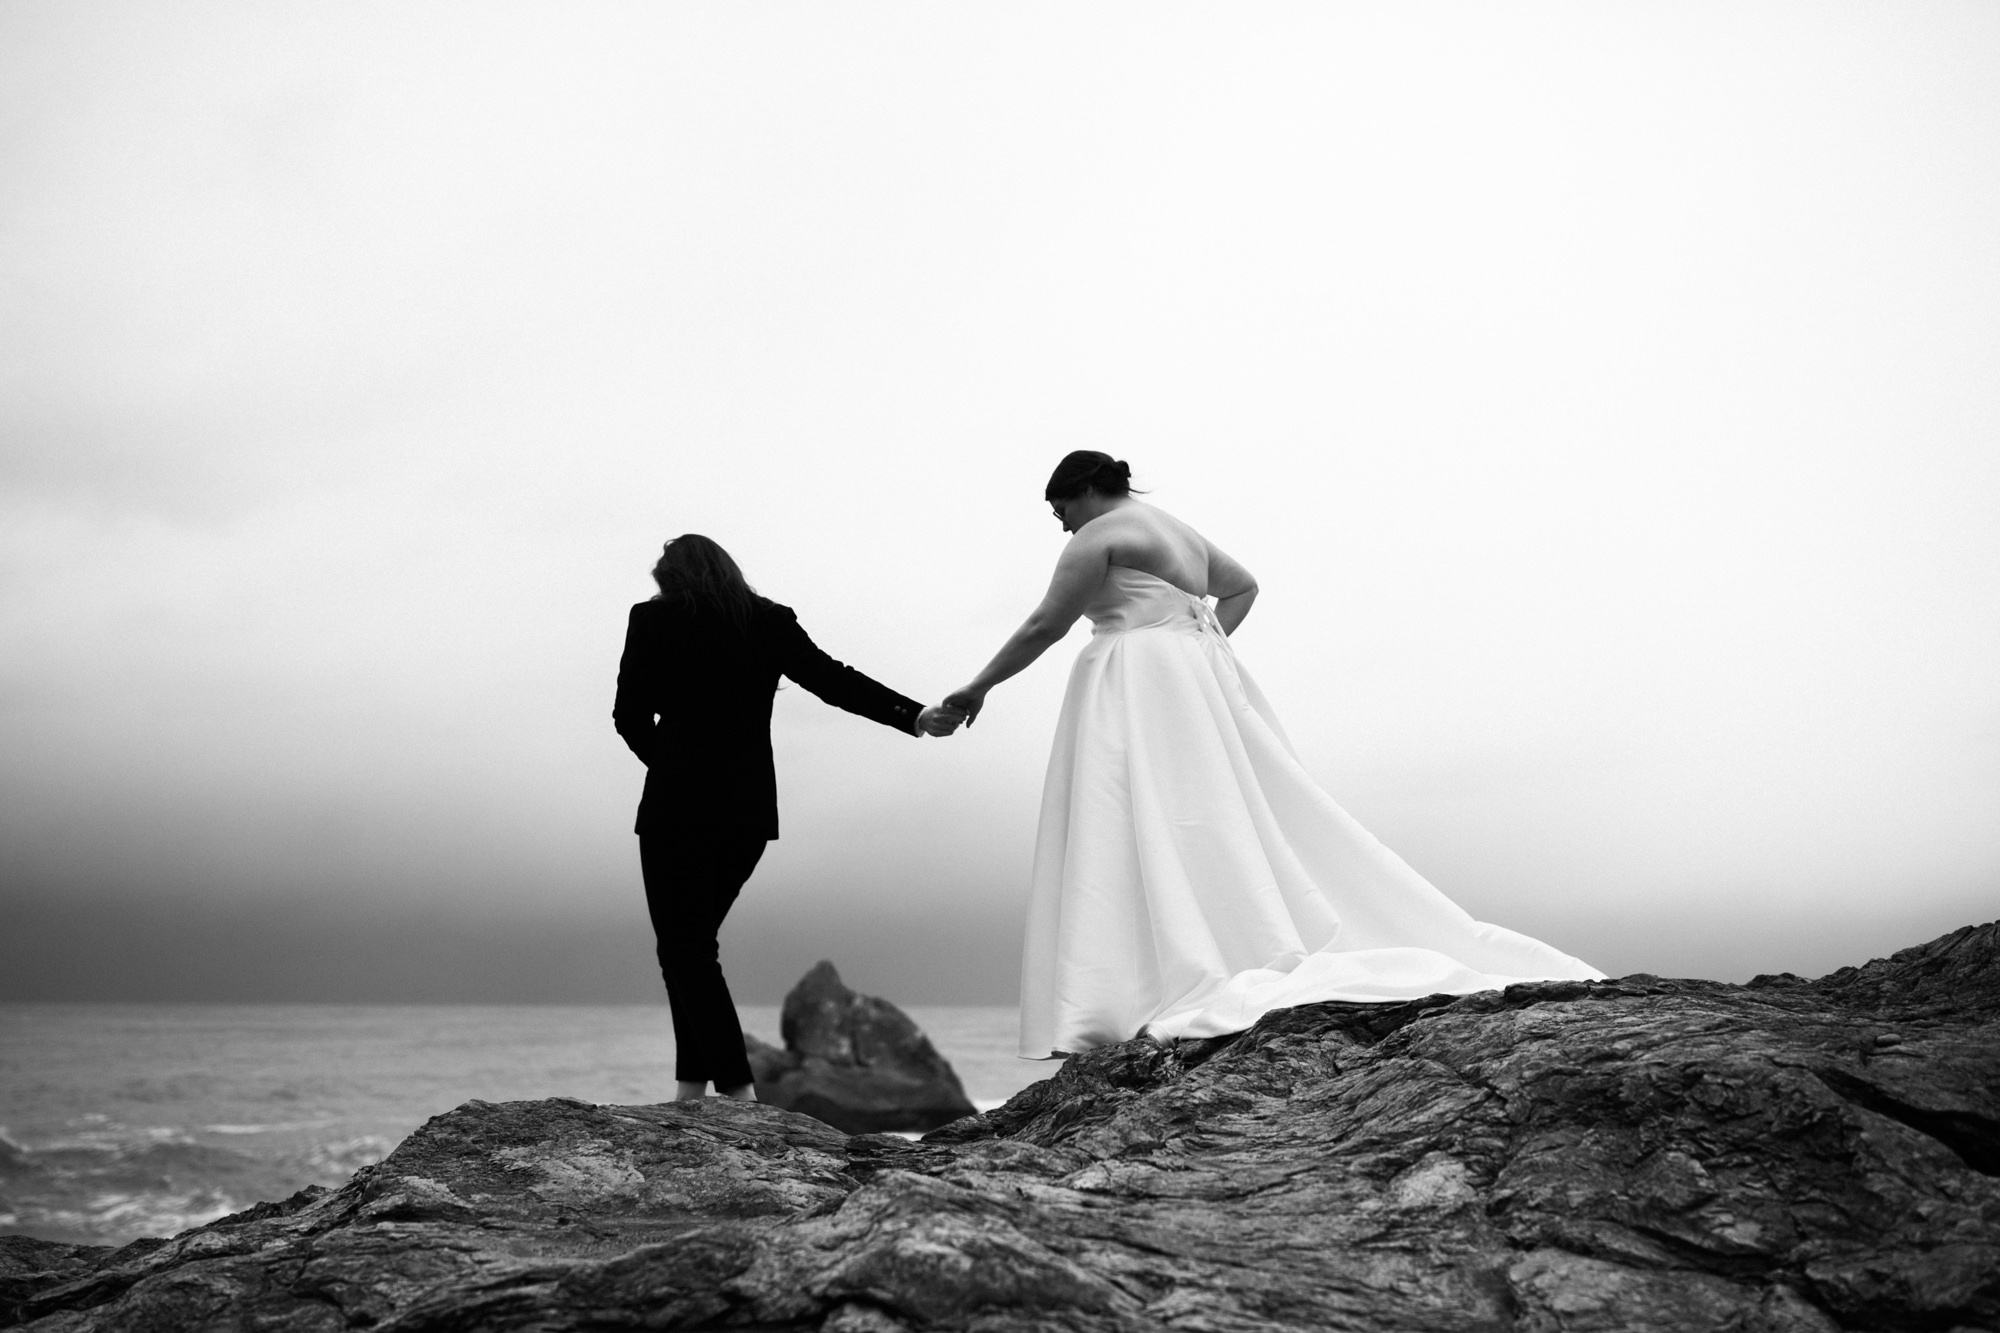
1019, 621, 1603, 1057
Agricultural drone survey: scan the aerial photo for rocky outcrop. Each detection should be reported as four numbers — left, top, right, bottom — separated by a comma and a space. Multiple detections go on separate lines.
7, 922, 1998, 1332
746, 961, 975, 1134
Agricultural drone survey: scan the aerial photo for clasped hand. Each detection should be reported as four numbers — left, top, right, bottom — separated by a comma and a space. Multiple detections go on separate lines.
917, 686, 989, 736
916, 703, 968, 737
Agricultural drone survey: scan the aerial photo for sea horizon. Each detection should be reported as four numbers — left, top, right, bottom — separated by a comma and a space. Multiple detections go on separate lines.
0, 1000, 1047, 1247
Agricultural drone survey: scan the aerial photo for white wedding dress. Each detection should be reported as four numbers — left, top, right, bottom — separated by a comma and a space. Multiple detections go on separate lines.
1019, 566, 1604, 1057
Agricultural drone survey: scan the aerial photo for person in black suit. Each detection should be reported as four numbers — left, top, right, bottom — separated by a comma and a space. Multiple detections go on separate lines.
614, 534, 963, 1102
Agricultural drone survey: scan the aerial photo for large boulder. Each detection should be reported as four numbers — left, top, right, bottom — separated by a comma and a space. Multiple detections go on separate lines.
745, 961, 976, 1134
9, 921, 1999, 1332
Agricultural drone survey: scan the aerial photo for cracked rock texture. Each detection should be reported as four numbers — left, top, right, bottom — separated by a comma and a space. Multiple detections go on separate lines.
5, 922, 1997, 1331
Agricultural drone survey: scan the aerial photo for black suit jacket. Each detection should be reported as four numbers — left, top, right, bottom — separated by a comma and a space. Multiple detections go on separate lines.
614, 597, 924, 837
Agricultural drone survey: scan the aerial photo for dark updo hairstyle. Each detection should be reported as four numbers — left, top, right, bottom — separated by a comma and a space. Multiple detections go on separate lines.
1044, 450, 1136, 502
651, 534, 762, 630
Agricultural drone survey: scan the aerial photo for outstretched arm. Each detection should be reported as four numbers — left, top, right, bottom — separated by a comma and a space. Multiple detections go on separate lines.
947, 532, 1111, 724
1206, 539, 1258, 635
775, 610, 931, 736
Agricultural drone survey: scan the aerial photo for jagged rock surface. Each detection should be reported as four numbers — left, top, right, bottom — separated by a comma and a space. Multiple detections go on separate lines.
7, 923, 1998, 1332
746, 960, 975, 1134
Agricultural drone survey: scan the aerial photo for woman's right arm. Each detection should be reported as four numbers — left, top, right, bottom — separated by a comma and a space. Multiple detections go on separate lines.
1207, 540, 1258, 635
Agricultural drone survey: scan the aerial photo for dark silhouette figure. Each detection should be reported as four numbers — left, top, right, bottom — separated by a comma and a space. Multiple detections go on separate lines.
614, 535, 957, 1099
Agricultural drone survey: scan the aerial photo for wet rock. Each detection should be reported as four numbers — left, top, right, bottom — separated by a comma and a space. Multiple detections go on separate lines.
7, 922, 1998, 1332
0, 1238, 110, 1318
746, 961, 976, 1134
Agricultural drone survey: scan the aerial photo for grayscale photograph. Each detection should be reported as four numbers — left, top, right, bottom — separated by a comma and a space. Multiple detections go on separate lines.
2, 3, 1996, 1329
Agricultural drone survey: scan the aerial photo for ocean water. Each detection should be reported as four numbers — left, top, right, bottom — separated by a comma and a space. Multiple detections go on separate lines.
0, 1002, 1053, 1248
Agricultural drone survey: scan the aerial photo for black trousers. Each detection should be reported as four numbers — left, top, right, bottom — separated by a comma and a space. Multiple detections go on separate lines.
637, 829, 768, 1088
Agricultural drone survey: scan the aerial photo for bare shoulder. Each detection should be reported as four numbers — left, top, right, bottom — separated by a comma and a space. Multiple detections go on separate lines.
1104, 500, 1202, 544
1139, 502, 1255, 593
1097, 501, 1215, 591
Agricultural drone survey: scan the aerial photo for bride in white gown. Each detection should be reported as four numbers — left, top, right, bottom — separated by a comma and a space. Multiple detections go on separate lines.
946, 452, 1604, 1059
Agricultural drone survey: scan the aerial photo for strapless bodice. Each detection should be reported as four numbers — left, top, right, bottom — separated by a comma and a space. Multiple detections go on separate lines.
1084, 566, 1226, 638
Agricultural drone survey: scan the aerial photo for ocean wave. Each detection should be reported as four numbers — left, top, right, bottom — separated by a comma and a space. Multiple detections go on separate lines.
0, 1188, 245, 1246
306, 1136, 392, 1175
0, 1127, 388, 1247
201, 1119, 340, 1136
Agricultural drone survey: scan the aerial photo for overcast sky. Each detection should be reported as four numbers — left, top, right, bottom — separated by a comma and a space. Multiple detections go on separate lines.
3, 1, 1996, 1005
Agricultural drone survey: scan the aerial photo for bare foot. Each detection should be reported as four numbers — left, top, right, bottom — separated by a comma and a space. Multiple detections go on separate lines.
674, 1081, 707, 1102
716, 1082, 759, 1102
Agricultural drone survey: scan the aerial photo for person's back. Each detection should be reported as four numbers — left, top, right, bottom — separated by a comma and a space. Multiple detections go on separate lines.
1086, 501, 1212, 596
1079, 500, 1259, 620
617, 596, 783, 836
625, 598, 782, 736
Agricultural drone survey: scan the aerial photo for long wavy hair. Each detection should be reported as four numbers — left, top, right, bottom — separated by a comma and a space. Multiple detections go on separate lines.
650, 534, 762, 631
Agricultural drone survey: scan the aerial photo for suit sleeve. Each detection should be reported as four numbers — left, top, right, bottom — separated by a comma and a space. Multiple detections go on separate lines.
774, 609, 925, 736
613, 604, 661, 765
